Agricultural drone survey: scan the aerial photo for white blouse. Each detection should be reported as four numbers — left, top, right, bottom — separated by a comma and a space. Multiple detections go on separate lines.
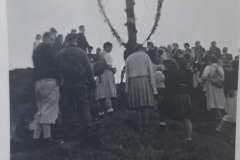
104, 52, 113, 66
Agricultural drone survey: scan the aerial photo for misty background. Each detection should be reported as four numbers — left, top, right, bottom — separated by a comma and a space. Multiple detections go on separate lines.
7, 0, 239, 82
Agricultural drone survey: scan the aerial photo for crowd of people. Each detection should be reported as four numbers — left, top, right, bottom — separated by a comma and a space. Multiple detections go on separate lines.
31, 25, 239, 149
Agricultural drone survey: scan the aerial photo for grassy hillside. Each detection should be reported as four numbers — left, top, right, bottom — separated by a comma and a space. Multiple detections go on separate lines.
10, 68, 236, 160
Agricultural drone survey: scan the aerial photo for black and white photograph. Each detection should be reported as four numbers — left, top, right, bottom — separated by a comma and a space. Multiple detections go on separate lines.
5, 0, 240, 159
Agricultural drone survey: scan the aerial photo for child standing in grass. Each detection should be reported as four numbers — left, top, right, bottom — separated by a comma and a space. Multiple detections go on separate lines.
155, 64, 166, 131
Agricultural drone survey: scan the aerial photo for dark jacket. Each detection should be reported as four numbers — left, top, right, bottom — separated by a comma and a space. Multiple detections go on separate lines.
32, 43, 60, 82
56, 45, 95, 89
176, 57, 188, 70
171, 49, 181, 60
147, 49, 157, 64
225, 69, 238, 91
124, 48, 134, 62
163, 69, 192, 95
210, 47, 222, 59
52, 37, 63, 54
77, 33, 90, 51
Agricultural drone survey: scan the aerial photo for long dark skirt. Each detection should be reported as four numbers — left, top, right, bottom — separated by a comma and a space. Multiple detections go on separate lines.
164, 94, 192, 122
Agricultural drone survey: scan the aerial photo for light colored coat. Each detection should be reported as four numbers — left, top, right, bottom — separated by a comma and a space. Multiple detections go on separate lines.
201, 63, 226, 110
125, 51, 157, 94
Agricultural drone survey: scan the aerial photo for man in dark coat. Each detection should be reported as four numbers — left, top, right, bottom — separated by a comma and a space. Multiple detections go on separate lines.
56, 33, 97, 136
77, 25, 90, 52
222, 47, 233, 62
209, 41, 222, 59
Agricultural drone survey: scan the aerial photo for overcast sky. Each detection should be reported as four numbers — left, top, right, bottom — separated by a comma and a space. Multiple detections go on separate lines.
7, 0, 240, 82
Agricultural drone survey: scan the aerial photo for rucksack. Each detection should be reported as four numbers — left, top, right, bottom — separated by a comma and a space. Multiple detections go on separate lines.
209, 65, 224, 88
93, 53, 107, 77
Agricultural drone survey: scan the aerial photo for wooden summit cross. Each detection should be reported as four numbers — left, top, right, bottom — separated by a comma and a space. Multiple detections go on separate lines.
97, 0, 163, 51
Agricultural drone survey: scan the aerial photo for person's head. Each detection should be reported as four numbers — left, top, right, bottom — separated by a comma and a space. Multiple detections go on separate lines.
103, 42, 113, 53
147, 42, 154, 49
50, 28, 58, 37
71, 29, 77, 34
167, 44, 173, 51
231, 59, 239, 70
196, 51, 203, 58
196, 48, 205, 58
36, 34, 41, 41
195, 41, 201, 48
89, 46, 93, 53
172, 43, 179, 50
235, 55, 239, 60
79, 25, 85, 34
96, 47, 101, 54
223, 54, 232, 64
133, 44, 144, 52
58, 34, 63, 42
184, 43, 190, 49
163, 59, 179, 70
42, 32, 55, 45
160, 46, 167, 52
222, 47, 228, 53
210, 54, 218, 64
157, 48, 164, 56
211, 41, 216, 47
184, 54, 191, 63
177, 50, 184, 59
156, 64, 165, 72
65, 33, 78, 46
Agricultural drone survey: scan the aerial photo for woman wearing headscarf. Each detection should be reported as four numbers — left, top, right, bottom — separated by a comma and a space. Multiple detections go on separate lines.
163, 59, 193, 141
125, 44, 157, 133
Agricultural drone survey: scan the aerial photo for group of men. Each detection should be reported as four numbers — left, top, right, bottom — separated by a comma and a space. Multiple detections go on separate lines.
34, 26, 102, 63
32, 26, 103, 149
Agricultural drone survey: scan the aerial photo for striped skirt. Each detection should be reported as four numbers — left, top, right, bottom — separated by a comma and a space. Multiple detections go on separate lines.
128, 76, 155, 110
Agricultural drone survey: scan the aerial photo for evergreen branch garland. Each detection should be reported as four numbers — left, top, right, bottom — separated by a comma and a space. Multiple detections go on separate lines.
97, 0, 125, 46
143, 0, 163, 44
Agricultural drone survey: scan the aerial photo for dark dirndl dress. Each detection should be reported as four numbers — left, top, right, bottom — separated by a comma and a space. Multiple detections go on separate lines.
164, 94, 192, 122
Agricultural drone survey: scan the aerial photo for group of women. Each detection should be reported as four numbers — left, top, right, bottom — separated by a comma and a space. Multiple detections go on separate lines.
94, 42, 239, 141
